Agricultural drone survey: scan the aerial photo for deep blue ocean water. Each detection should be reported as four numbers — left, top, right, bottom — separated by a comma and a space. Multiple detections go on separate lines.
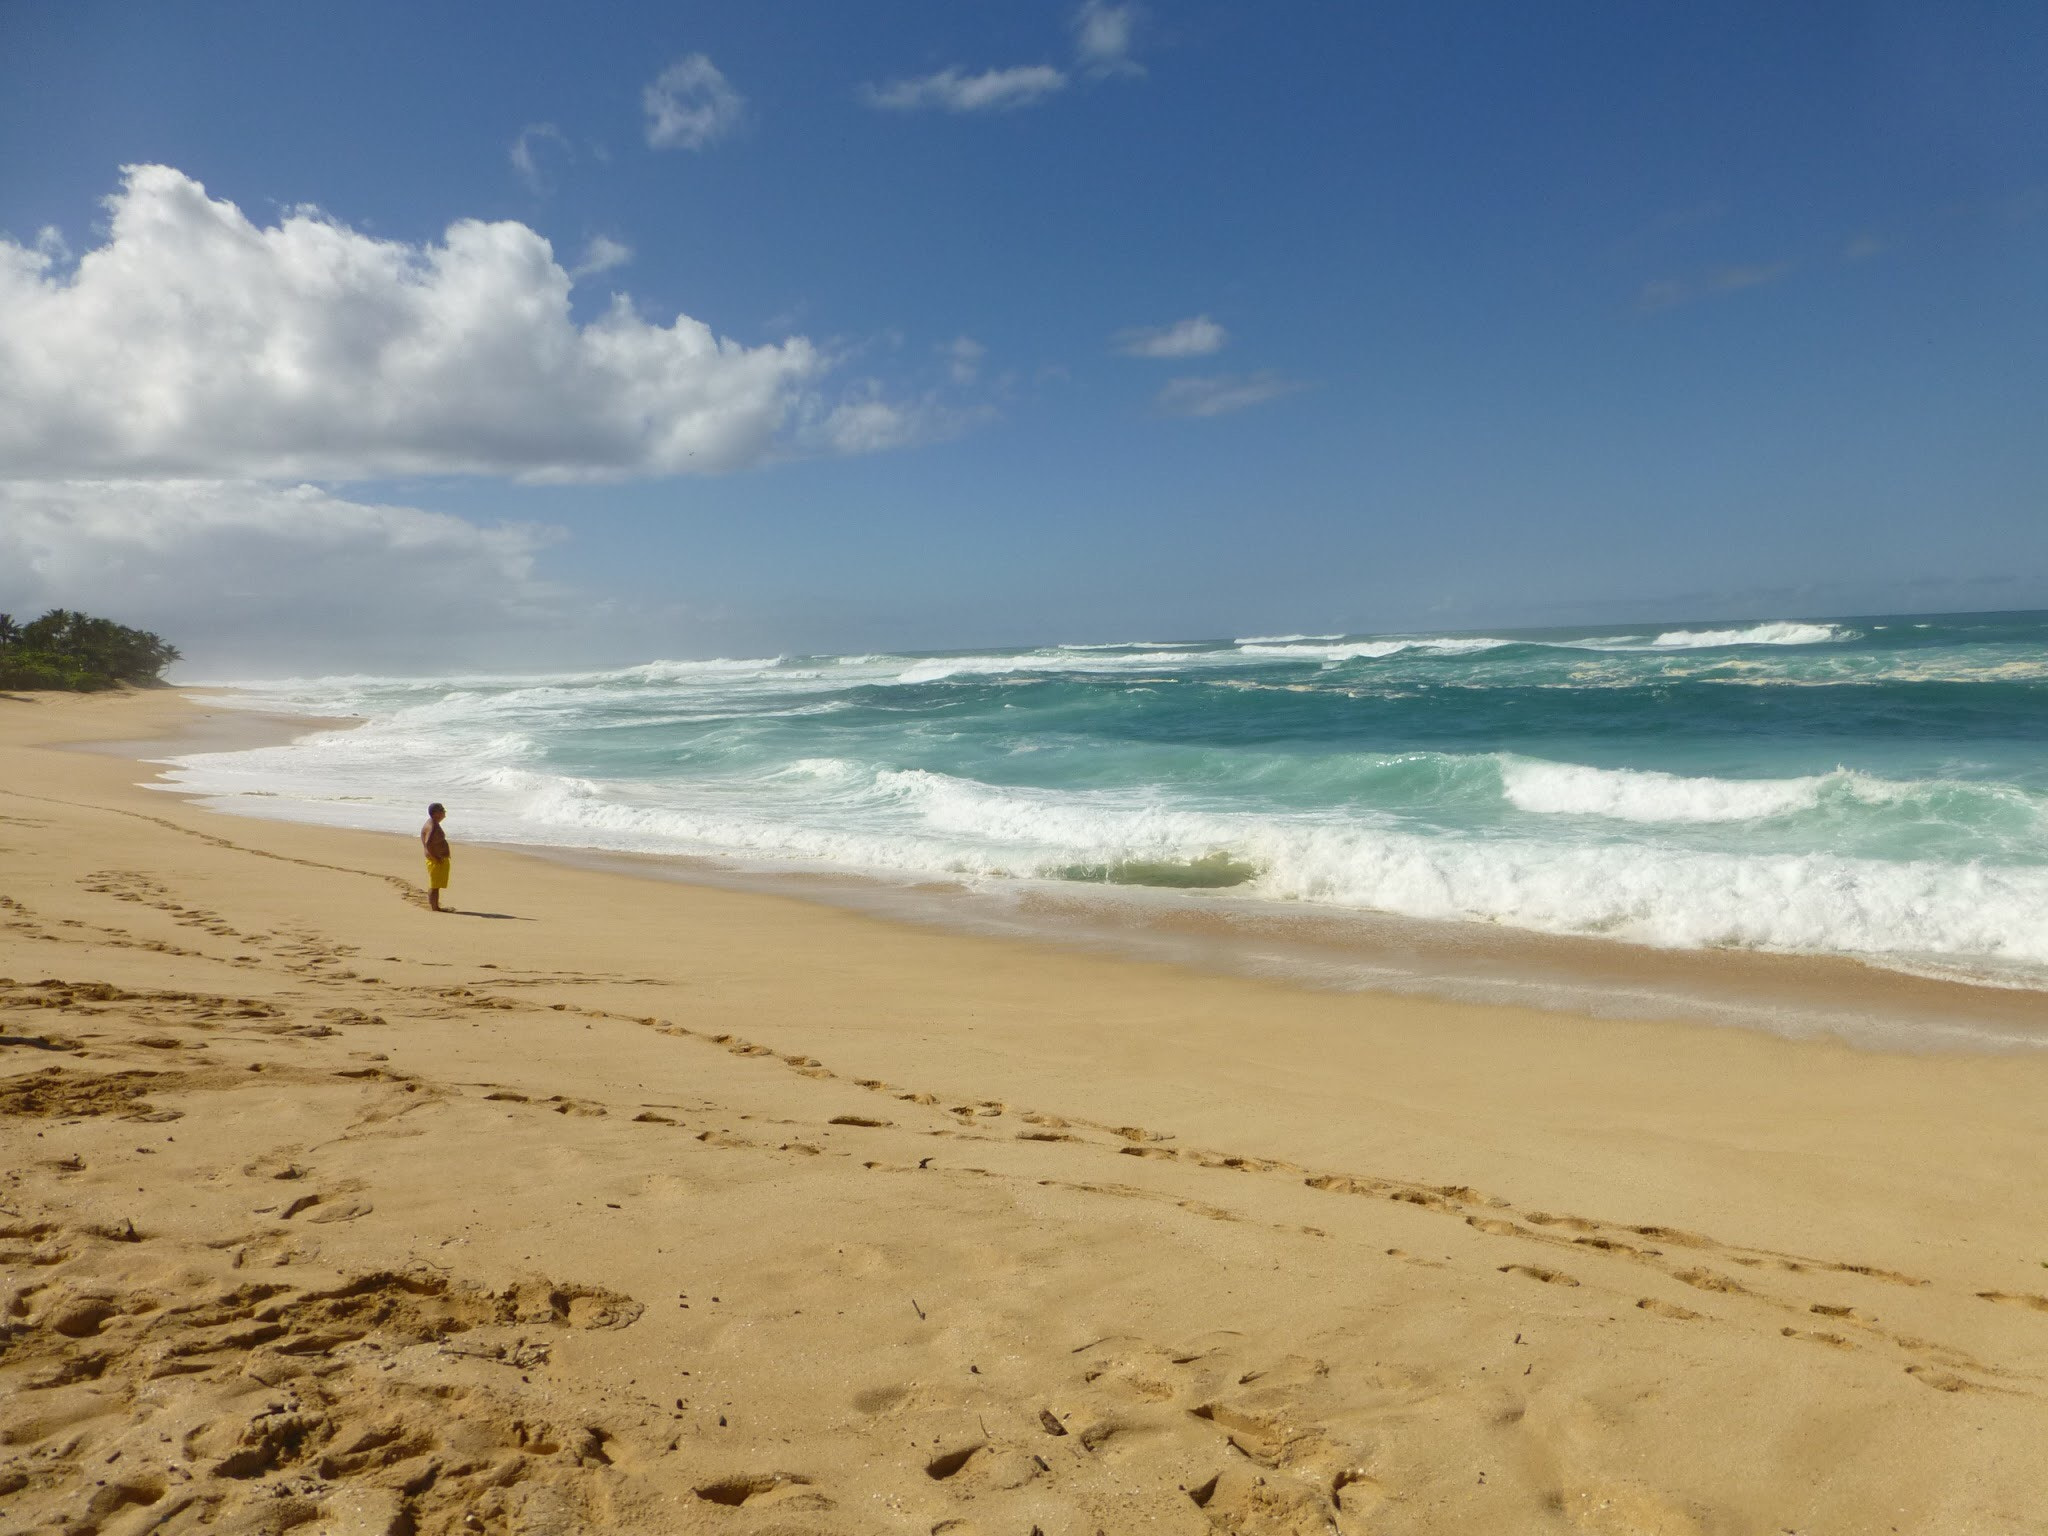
170, 612, 2048, 989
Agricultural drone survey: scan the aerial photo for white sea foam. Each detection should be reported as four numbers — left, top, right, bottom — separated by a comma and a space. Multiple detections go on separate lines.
892, 649, 1203, 684
155, 719, 2048, 985
1500, 759, 1828, 823
1244, 821, 2048, 974
1648, 622, 1847, 648
1237, 637, 1516, 661
607, 656, 787, 682
1055, 639, 1197, 651
1235, 633, 1343, 645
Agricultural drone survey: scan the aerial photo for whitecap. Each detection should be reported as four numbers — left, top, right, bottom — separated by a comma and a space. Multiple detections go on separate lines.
1500, 759, 1826, 823
891, 650, 1205, 684
1648, 622, 1848, 648
1238, 637, 1517, 661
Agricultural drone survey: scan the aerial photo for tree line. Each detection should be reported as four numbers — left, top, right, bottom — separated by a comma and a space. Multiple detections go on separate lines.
0, 610, 182, 691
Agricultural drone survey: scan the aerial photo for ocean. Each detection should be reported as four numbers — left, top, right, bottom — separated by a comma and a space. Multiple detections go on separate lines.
167, 611, 2048, 1004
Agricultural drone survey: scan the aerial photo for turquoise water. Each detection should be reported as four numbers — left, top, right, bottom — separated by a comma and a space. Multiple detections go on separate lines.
171, 612, 2048, 988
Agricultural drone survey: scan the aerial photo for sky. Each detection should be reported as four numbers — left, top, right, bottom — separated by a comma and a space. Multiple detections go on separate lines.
1, 0, 2044, 674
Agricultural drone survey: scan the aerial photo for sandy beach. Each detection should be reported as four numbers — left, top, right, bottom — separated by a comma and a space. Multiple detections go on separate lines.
5, 689, 2048, 1536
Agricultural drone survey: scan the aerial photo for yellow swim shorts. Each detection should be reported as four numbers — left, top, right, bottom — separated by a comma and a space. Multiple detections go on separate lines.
425, 857, 451, 890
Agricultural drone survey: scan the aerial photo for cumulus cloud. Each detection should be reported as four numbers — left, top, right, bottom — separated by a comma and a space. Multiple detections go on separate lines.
643, 54, 744, 150
1154, 371, 1302, 418
1074, 1, 1143, 76
510, 122, 571, 194
0, 165, 947, 481
570, 234, 633, 280
1113, 314, 1226, 358
0, 480, 571, 673
862, 65, 1068, 113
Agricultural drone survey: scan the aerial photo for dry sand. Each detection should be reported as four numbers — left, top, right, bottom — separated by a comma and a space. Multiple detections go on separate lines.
4, 689, 2047, 1536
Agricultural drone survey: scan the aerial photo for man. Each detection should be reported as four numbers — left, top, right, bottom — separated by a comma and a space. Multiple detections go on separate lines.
421, 802, 451, 911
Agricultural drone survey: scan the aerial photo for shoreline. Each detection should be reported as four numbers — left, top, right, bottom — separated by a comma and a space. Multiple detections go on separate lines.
146, 687, 2048, 1053
530, 844, 2048, 1052
6, 687, 2048, 1531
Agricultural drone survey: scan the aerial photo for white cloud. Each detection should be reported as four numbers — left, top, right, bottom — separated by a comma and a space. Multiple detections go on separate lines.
809, 394, 930, 455
0, 165, 945, 482
862, 65, 1067, 113
1154, 371, 1302, 418
1113, 314, 1226, 358
643, 54, 744, 150
1074, 1, 1143, 76
571, 235, 633, 280
0, 480, 569, 673
942, 335, 985, 385
510, 122, 571, 194
793, 383, 990, 457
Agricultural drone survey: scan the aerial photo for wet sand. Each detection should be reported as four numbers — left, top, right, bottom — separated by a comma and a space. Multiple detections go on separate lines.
5, 689, 2048, 1535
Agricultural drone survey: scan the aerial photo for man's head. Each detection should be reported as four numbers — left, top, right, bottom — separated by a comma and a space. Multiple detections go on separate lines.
427, 803, 445, 821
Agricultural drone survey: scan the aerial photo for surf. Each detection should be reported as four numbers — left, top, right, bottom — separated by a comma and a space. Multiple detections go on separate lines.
168, 609, 2048, 992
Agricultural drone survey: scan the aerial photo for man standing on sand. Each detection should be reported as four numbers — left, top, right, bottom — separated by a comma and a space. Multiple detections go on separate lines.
421, 802, 451, 912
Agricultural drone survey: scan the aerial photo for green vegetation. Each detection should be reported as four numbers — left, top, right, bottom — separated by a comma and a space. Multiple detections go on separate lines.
0, 610, 181, 692
1052, 850, 1261, 889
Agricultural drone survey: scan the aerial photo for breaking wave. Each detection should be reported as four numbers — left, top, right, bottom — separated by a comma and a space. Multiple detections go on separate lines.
1647, 622, 1850, 648
1236, 637, 1518, 662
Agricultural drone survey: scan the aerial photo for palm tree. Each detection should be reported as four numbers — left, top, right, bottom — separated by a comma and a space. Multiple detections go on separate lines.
0, 614, 18, 647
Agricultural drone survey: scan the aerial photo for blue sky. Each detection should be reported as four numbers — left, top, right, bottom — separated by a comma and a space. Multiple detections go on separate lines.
2, 1, 2043, 670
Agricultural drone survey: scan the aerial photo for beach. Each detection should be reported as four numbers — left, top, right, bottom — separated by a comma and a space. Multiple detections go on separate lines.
5, 689, 2048, 1535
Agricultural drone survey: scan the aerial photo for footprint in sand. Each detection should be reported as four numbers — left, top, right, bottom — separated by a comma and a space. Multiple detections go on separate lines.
1528, 1211, 1604, 1234
1905, 1364, 1983, 1393
0, 1250, 646, 1533
1499, 1264, 1580, 1287
1976, 1291, 2048, 1313
692, 1472, 818, 1507
1636, 1297, 1703, 1320
1466, 1216, 1526, 1238
1672, 1267, 1749, 1295
1781, 1326, 1855, 1349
